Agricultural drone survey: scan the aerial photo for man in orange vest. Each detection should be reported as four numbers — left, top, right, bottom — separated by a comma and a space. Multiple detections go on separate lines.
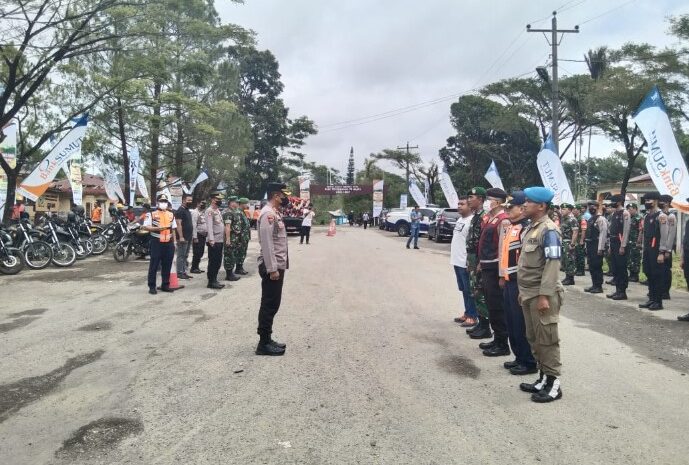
143, 193, 177, 294
91, 200, 103, 224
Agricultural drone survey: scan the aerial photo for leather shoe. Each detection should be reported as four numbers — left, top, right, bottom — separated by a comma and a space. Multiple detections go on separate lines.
178, 273, 191, 280
157, 286, 174, 293
478, 340, 496, 350
148, 288, 157, 295
189, 268, 204, 274
225, 272, 240, 282
520, 373, 545, 393
469, 327, 492, 339
584, 286, 594, 292
256, 342, 285, 356
270, 339, 287, 349
605, 279, 615, 285
606, 292, 618, 298
648, 302, 663, 311
638, 300, 654, 308
460, 317, 478, 327
589, 287, 603, 294
207, 281, 225, 289
503, 360, 519, 369
483, 345, 510, 357
454, 316, 467, 323
678, 313, 689, 322
611, 293, 627, 300
235, 267, 249, 275
414, 246, 420, 249
510, 365, 538, 376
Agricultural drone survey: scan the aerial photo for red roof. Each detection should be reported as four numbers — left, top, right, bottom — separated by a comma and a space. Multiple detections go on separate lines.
48, 173, 107, 196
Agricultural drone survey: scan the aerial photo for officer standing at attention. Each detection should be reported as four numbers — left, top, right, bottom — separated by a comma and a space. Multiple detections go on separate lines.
584, 200, 608, 294
603, 200, 615, 280
235, 197, 252, 275
639, 192, 667, 310
659, 194, 676, 300
465, 187, 491, 339
205, 194, 226, 290
607, 194, 631, 300
256, 182, 291, 356
678, 197, 689, 322
517, 187, 564, 403
559, 203, 579, 286
627, 203, 642, 282
223, 196, 242, 282
143, 194, 177, 295
575, 203, 587, 277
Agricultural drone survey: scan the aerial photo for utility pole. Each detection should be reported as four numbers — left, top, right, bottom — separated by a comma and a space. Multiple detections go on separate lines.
396, 141, 419, 196
527, 11, 579, 155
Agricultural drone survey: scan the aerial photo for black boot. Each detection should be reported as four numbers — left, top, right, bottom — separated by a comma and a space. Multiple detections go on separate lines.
531, 375, 562, 403
589, 286, 603, 294
225, 271, 240, 281
648, 301, 664, 311
611, 292, 627, 300
519, 371, 546, 393
466, 316, 486, 334
638, 300, 654, 308
207, 281, 225, 289
629, 274, 639, 282
678, 313, 689, 322
478, 340, 496, 350
468, 317, 492, 339
483, 341, 511, 357
662, 292, 671, 300
605, 279, 616, 285
235, 266, 249, 275
606, 291, 618, 299
256, 340, 285, 356
562, 276, 574, 286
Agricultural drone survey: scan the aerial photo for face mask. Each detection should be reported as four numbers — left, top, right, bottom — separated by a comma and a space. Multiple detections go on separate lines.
185, 201, 192, 207
644, 202, 653, 210
158, 202, 168, 210
589, 207, 597, 214
280, 196, 289, 208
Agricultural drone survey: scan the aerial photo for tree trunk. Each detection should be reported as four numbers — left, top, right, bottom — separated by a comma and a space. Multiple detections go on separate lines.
117, 97, 130, 204
174, 105, 184, 176
149, 81, 162, 201
1, 168, 17, 225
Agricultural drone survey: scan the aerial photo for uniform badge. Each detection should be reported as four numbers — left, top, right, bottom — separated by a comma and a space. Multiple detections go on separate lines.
268, 215, 275, 224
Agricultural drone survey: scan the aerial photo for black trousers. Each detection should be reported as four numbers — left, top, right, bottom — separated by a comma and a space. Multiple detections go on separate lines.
643, 249, 662, 303
300, 226, 311, 244
610, 239, 628, 292
148, 239, 174, 290
257, 263, 285, 338
481, 266, 507, 343
683, 249, 689, 291
206, 242, 223, 283
503, 279, 536, 368
363, 221, 368, 229
663, 252, 673, 295
587, 246, 603, 287
191, 233, 206, 270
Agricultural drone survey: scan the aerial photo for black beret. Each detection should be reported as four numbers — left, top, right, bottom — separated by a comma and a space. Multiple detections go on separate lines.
643, 192, 660, 201
486, 187, 507, 200
659, 194, 674, 204
608, 194, 624, 204
587, 200, 599, 207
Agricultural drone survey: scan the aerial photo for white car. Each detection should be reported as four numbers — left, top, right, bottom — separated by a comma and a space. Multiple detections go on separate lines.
384, 207, 441, 237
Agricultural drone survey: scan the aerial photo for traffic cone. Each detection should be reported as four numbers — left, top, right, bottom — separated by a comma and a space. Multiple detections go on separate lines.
327, 219, 336, 237
168, 252, 185, 290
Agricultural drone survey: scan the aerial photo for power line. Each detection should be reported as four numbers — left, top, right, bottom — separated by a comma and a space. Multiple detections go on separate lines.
578, 0, 636, 25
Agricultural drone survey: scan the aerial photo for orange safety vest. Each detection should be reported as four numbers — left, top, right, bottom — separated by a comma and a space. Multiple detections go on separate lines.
151, 210, 174, 242
91, 206, 102, 222
500, 222, 525, 280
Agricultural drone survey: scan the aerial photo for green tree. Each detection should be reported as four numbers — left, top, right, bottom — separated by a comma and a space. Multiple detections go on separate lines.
346, 147, 355, 184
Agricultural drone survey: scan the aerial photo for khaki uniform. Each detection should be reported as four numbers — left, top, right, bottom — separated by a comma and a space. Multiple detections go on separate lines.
518, 215, 564, 377
258, 204, 288, 273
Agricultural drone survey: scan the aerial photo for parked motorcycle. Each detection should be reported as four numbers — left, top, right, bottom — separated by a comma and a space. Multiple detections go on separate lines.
0, 227, 24, 274
113, 223, 150, 262
36, 216, 77, 267
77, 217, 108, 255
7, 219, 53, 269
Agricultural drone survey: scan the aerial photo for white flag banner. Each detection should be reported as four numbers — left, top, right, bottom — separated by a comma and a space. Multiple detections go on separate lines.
439, 167, 459, 208
0, 121, 18, 221
17, 115, 88, 201
103, 164, 125, 203
424, 178, 430, 203
633, 85, 689, 212
409, 180, 427, 208
536, 134, 574, 205
137, 159, 149, 200
190, 170, 209, 192
169, 177, 183, 210
128, 145, 140, 205
372, 179, 384, 218
483, 160, 505, 190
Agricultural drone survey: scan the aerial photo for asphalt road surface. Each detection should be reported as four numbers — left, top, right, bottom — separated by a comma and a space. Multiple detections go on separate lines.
1, 226, 688, 465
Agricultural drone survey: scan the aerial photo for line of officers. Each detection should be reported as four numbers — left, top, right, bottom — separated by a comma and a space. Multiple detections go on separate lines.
553, 191, 689, 320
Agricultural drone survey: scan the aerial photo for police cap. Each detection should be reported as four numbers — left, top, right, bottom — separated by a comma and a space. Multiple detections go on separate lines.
608, 194, 624, 204
486, 187, 507, 200
503, 191, 526, 208
659, 194, 674, 204
523, 187, 554, 204
267, 182, 291, 196
643, 192, 660, 201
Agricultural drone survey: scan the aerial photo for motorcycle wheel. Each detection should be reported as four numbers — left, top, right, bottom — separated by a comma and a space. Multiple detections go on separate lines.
51, 242, 77, 267
0, 248, 25, 275
75, 238, 93, 260
22, 241, 53, 270
113, 240, 132, 262
90, 234, 108, 255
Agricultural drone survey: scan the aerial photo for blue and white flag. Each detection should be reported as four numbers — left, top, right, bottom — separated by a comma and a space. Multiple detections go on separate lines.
439, 165, 459, 208
484, 160, 504, 190
536, 134, 574, 205
633, 85, 689, 212
190, 170, 209, 192
409, 179, 427, 208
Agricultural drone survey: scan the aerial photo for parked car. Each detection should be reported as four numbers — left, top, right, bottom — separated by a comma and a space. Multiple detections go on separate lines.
384, 207, 440, 237
283, 216, 303, 235
427, 208, 459, 242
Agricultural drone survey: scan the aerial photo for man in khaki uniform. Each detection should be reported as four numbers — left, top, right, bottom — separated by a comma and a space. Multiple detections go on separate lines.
517, 187, 564, 403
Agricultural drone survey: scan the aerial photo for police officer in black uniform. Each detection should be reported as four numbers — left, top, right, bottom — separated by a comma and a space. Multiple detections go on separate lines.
607, 194, 631, 300
584, 201, 608, 294
639, 192, 666, 311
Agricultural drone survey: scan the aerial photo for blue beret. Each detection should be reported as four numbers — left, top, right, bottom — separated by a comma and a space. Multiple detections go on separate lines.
524, 187, 554, 204
504, 190, 526, 207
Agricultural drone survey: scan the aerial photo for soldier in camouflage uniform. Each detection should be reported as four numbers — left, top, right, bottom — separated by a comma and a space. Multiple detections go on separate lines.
575, 203, 587, 276
627, 203, 642, 282
235, 197, 252, 275
560, 203, 579, 285
223, 196, 243, 282
604, 200, 615, 280
464, 187, 491, 339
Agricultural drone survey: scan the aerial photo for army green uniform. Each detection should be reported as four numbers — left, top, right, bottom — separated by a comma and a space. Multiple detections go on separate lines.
466, 210, 488, 319
223, 207, 244, 273
575, 211, 587, 276
560, 212, 578, 280
237, 209, 251, 270
628, 212, 642, 281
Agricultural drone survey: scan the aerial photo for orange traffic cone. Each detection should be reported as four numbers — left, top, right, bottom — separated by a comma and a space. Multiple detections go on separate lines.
327, 219, 336, 237
168, 253, 185, 290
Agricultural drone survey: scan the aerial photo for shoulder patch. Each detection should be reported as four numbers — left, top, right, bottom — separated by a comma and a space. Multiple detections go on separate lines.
660, 216, 667, 224
267, 215, 275, 224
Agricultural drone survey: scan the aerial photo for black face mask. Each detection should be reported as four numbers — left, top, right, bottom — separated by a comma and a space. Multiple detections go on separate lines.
644, 202, 653, 210
280, 196, 289, 208
589, 207, 597, 215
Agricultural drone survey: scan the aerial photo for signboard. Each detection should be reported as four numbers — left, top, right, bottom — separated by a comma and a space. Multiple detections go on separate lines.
400, 194, 408, 209
310, 184, 373, 195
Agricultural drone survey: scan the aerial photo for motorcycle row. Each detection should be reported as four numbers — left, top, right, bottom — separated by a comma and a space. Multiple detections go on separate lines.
0, 207, 152, 276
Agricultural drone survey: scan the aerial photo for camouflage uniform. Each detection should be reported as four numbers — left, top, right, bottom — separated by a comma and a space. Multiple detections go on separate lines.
223, 207, 244, 273
575, 210, 587, 276
628, 212, 642, 281
236, 209, 252, 270
560, 212, 578, 280
466, 209, 488, 319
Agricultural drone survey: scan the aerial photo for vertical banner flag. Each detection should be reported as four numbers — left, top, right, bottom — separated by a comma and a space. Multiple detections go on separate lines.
633, 85, 689, 212
484, 160, 505, 190
0, 121, 18, 221
424, 178, 430, 203
67, 158, 83, 206
190, 170, 209, 192
168, 177, 184, 210
17, 115, 88, 201
298, 175, 311, 201
409, 180, 427, 208
372, 179, 384, 218
137, 159, 149, 200
103, 164, 125, 202
536, 134, 574, 205
439, 165, 459, 208
128, 145, 140, 206
400, 194, 408, 209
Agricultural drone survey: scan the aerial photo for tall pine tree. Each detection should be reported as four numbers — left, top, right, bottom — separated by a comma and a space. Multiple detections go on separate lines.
346, 147, 355, 185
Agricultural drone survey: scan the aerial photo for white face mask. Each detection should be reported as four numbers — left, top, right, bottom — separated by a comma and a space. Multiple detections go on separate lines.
158, 202, 168, 210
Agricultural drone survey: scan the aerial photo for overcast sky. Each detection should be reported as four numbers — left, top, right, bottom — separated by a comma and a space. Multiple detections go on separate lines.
217, 0, 686, 177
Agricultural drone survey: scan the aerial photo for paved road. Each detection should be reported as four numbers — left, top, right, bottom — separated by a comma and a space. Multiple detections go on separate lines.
1, 226, 688, 464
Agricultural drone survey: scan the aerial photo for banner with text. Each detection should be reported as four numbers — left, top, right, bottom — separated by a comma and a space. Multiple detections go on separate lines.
299, 176, 311, 201
128, 146, 140, 206
372, 179, 384, 218
409, 180, 427, 208
633, 85, 689, 212
536, 134, 574, 205
439, 166, 459, 208
17, 115, 88, 201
